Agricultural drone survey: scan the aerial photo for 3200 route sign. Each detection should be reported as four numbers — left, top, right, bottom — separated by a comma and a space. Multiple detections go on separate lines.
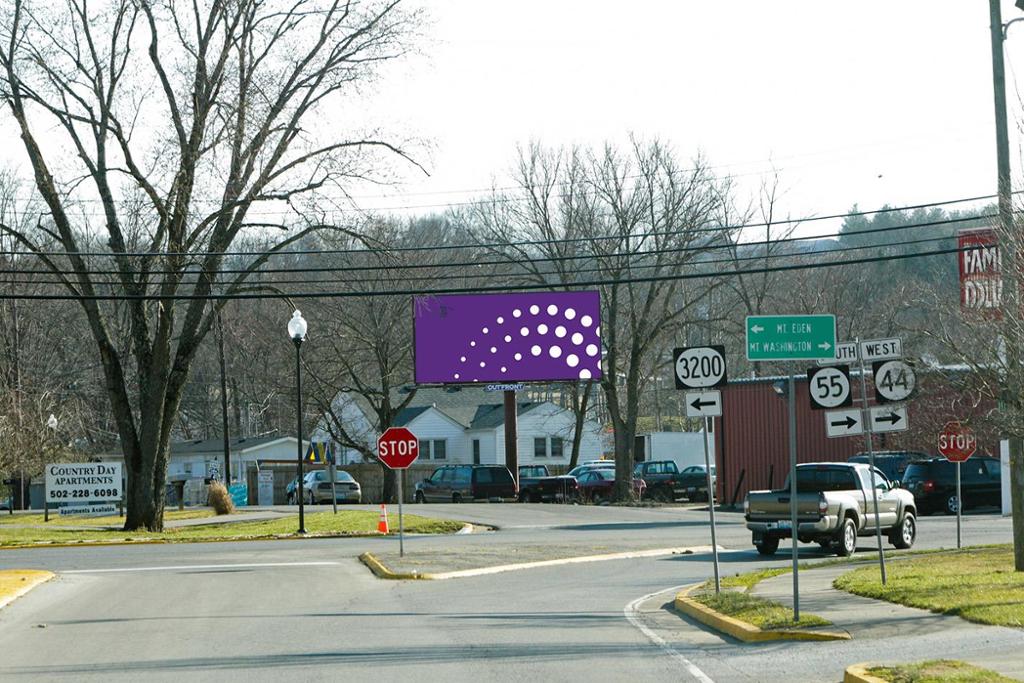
673, 345, 727, 389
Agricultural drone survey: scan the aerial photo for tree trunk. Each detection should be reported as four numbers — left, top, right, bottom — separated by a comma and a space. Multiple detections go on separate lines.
122, 438, 166, 532
568, 382, 593, 470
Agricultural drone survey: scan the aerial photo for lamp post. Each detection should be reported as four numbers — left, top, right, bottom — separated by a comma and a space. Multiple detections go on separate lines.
44, 414, 57, 522
288, 309, 308, 534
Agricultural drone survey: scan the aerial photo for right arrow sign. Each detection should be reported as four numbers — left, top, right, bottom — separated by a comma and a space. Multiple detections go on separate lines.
825, 408, 863, 438
869, 404, 909, 434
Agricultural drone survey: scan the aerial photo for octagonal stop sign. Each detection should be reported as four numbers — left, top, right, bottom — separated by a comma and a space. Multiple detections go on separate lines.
378, 427, 419, 470
938, 421, 977, 463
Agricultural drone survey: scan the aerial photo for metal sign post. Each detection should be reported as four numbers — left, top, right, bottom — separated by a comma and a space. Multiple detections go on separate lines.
702, 416, 720, 593
856, 338, 887, 585
787, 373, 800, 622
956, 463, 962, 549
399, 470, 405, 557
673, 345, 726, 594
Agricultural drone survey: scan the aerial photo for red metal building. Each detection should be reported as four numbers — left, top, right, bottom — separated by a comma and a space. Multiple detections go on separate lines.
712, 370, 998, 506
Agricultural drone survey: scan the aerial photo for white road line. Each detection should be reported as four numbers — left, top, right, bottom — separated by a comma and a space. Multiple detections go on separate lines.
624, 584, 715, 683
428, 546, 726, 580
61, 561, 341, 574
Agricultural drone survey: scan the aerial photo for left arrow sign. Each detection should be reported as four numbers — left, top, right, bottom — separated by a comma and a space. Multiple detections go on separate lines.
684, 390, 722, 418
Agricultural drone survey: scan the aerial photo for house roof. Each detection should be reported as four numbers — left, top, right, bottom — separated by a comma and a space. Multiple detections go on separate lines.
469, 402, 543, 430
342, 385, 547, 430
392, 405, 431, 427
169, 435, 294, 456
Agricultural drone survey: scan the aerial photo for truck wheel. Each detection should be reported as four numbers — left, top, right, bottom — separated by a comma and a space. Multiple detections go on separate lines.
890, 512, 916, 549
452, 493, 462, 504
530, 490, 541, 504
755, 537, 779, 556
518, 491, 529, 503
835, 518, 857, 557
414, 491, 425, 504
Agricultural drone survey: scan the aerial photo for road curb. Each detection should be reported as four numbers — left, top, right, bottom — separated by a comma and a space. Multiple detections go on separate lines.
843, 663, 888, 683
358, 552, 432, 580
0, 570, 55, 610
673, 584, 851, 642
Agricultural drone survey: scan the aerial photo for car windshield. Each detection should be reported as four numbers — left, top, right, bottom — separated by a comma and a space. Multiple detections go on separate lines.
519, 467, 546, 477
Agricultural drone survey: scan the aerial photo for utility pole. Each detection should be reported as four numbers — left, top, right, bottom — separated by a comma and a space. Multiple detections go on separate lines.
990, 0, 1024, 571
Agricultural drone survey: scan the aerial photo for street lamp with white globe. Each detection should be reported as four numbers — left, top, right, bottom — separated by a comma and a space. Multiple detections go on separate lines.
289, 310, 308, 534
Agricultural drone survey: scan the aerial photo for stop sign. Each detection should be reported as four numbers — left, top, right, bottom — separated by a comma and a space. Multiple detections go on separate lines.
378, 427, 420, 470
937, 421, 977, 463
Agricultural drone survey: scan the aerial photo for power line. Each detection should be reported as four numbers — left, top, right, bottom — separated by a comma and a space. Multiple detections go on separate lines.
0, 232, 964, 289
0, 191, 999, 259
0, 242, 972, 301
0, 211, 988, 278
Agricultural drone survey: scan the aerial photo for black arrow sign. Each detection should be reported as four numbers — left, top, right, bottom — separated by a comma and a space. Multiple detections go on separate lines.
875, 412, 902, 425
690, 397, 718, 411
830, 416, 858, 429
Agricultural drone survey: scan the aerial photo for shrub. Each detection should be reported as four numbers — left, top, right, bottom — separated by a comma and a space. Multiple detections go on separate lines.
207, 482, 235, 515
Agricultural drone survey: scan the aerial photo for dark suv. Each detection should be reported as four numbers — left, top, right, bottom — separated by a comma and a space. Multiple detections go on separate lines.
847, 451, 923, 483
414, 465, 517, 503
902, 457, 1002, 515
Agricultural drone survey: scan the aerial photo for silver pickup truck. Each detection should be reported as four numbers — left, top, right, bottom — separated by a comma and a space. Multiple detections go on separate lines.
744, 462, 917, 557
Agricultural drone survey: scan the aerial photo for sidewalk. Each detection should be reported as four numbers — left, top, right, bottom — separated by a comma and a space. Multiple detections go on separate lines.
751, 562, 1024, 679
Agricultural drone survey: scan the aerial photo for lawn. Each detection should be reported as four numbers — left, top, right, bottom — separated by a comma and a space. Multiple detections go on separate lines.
0, 509, 215, 527
689, 589, 831, 630
865, 659, 1019, 683
833, 545, 1024, 628
0, 510, 464, 547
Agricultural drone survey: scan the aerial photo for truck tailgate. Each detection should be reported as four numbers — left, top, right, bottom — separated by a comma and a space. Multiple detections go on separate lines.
746, 492, 823, 522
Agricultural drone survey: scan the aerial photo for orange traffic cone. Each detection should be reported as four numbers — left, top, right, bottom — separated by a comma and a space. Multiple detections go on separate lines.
377, 504, 390, 534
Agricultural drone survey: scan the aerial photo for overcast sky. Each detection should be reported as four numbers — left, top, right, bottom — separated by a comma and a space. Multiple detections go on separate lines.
357, 0, 1024, 231
4, 1, 1024, 235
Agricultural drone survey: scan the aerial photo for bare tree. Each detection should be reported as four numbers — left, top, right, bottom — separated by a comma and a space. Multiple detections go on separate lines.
911, 217, 1024, 569
305, 216, 457, 502
474, 140, 727, 499
0, 0, 421, 529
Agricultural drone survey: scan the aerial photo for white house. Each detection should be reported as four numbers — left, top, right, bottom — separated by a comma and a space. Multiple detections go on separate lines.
312, 386, 603, 468
99, 435, 309, 483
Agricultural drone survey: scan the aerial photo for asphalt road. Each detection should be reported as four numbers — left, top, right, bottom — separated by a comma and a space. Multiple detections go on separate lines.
0, 504, 1018, 682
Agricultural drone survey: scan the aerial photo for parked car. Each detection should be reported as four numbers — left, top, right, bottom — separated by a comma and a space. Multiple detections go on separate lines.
902, 456, 1001, 515
576, 469, 645, 504
676, 464, 716, 502
303, 470, 362, 505
517, 465, 578, 503
744, 462, 917, 556
633, 460, 686, 502
414, 465, 517, 503
567, 462, 615, 478
847, 451, 924, 483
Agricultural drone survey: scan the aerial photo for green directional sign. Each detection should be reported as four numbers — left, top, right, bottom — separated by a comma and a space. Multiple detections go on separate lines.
746, 314, 837, 361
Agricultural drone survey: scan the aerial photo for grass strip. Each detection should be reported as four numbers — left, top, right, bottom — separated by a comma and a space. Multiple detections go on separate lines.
865, 659, 1019, 683
0, 510, 464, 547
833, 546, 1024, 628
0, 509, 216, 527
689, 589, 831, 630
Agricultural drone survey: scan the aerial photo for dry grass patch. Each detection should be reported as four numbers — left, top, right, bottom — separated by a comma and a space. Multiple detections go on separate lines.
865, 659, 1019, 683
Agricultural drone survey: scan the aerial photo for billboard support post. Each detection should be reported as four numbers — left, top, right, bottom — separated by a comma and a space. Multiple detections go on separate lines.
504, 390, 518, 488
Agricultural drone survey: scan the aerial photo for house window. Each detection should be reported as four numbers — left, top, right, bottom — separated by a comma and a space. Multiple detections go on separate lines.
534, 437, 547, 458
472, 439, 481, 465
550, 437, 564, 459
419, 439, 447, 460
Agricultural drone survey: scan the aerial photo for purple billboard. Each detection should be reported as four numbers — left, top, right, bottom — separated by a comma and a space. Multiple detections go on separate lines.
414, 292, 602, 384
